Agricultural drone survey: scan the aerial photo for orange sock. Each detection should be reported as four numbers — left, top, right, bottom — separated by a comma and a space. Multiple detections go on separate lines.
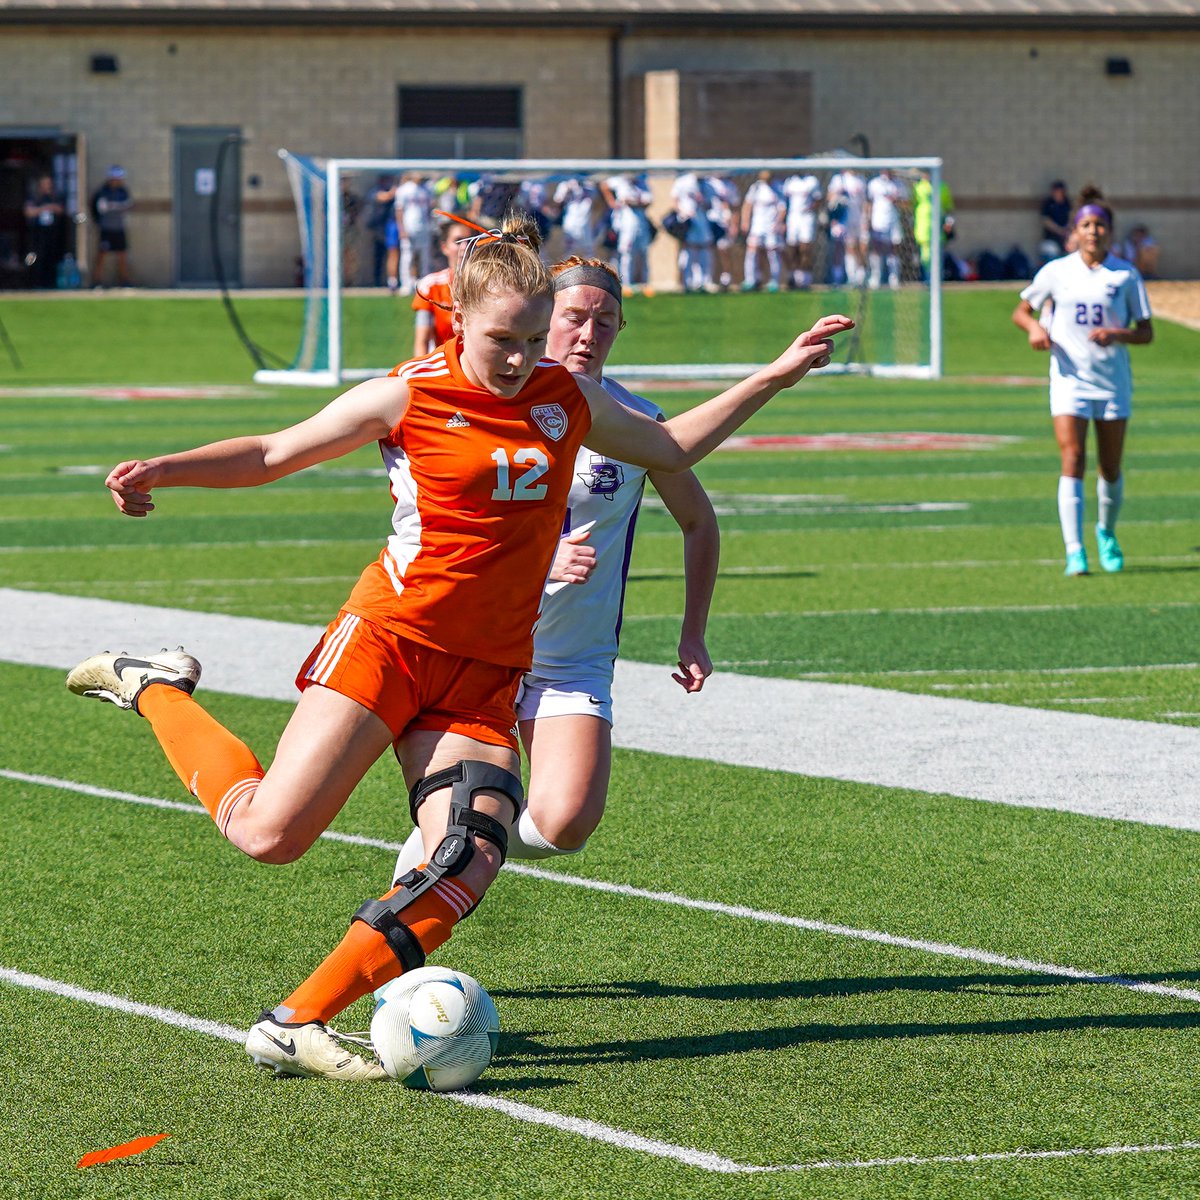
137, 683, 264, 836
279, 876, 478, 1025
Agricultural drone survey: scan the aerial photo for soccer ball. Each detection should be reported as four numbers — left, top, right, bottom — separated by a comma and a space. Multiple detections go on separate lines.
370, 966, 499, 1091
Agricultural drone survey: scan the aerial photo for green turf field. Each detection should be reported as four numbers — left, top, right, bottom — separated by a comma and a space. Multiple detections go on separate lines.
1, 288, 1198, 1199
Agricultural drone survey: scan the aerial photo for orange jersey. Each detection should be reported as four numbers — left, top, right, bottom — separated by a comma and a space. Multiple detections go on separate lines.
344, 338, 593, 669
412, 269, 455, 345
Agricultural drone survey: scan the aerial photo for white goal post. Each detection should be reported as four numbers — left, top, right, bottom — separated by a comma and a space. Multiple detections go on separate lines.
257, 152, 944, 387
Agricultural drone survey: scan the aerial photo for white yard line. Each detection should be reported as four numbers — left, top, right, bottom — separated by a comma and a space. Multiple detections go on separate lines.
4, 588, 1199, 831
7, 768, 1200, 1009
5, 952, 1200, 1176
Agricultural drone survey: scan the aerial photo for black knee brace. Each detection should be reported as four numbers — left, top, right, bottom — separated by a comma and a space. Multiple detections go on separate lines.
353, 760, 523, 967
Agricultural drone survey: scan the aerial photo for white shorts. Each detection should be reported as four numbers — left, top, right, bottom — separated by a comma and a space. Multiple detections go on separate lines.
1049, 388, 1131, 421
747, 229, 782, 250
787, 215, 816, 245
515, 670, 613, 725
870, 220, 903, 246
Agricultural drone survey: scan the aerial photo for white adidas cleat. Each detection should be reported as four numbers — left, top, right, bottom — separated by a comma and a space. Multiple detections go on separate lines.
65, 648, 201, 712
246, 1012, 389, 1082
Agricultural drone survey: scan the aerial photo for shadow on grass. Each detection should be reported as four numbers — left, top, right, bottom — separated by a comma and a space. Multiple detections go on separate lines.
485, 970, 1200, 1083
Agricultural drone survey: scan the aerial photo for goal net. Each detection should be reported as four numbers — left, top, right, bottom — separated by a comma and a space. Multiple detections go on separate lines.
258, 152, 944, 387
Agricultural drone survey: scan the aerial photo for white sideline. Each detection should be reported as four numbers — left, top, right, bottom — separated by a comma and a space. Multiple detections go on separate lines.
3, 963, 1199, 1176
3, 588, 1200, 830
7, 768, 1200, 1009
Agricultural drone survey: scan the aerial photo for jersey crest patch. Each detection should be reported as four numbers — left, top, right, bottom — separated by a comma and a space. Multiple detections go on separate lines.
531, 403, 569, 442
578, 457, 625, 499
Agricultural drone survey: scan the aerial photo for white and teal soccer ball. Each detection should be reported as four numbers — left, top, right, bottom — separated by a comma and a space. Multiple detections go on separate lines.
370, 966, 499, 1091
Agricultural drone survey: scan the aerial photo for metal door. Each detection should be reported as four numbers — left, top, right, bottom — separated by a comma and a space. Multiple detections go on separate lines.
173, 127, 240, 286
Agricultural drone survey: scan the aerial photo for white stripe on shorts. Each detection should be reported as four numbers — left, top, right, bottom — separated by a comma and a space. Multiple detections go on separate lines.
306, 613, 360, 685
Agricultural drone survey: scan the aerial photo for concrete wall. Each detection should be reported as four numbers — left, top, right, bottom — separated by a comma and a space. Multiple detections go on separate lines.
622, 29, 1200, 275
1, 22, 1195, 283
0, 25, 611, 285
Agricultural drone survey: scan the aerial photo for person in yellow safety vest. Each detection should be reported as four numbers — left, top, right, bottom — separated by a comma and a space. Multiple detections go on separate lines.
912, 171, 954, 279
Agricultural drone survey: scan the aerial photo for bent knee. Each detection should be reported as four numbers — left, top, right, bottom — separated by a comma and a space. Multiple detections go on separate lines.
239, 825, 314, 865
538, 811, 597, 853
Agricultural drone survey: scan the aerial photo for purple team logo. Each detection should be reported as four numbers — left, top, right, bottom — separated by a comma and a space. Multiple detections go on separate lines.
579, 456, 625, 500
531, 403, 569, 441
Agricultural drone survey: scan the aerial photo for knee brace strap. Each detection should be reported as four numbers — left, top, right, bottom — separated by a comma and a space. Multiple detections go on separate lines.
352, 897, 427, 972
353, 760, 523, 967
408, 759, 523, 866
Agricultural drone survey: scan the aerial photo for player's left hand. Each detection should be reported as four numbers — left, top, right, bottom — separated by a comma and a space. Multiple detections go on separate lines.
672, 635, 713, 693
772, 314, 855, 385
1088, 328, 1118, 346
548, 524, 596, 585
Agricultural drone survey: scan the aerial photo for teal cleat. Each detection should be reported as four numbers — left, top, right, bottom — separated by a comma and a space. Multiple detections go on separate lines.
1064, 549, 1089, 576
1096, 524, 1124, 572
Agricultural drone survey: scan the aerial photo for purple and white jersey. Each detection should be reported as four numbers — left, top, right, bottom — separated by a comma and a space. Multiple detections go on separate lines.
529, 376, 662, 678
1021, 252, 1151, 407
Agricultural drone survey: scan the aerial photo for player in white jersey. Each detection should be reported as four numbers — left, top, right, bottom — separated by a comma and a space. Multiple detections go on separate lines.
392, 256, 717, 877
670, 172, 716, 292
601, 174, 655, 290
827, 169, 867, 286
554, 176, 602, 259
740, 171, 785, 291
1012, 187, 1153, 575
866, 169, 908, 290
783, 171, 822, 289
392, 175, 434, 295
705, 174, 738, 290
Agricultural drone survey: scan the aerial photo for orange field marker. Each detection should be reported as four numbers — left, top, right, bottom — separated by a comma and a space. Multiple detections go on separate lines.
77, 1133, 169, 1168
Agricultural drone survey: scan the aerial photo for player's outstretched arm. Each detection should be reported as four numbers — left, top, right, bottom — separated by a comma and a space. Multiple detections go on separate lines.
104, 375, 409, 517
580, 314, 853, 473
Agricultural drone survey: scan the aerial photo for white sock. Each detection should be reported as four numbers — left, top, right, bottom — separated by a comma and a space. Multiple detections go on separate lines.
392, 825, 425, 885
1058, 475, 1085, 553
509, 807, 583, 860
1097, 475, 1124, 531
392, 807, 584, 879
743, 248, 757, 284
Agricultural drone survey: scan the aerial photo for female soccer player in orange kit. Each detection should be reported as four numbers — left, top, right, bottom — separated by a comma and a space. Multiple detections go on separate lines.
68, 211, 852, 1079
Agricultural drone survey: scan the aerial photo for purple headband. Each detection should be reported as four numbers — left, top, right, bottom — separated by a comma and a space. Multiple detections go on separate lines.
1075, 204, 1109, 225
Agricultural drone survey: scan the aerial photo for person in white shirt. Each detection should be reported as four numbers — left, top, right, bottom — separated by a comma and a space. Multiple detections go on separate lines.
740, 171, 785, 291
393, 175, 434, 295
866, 169, 908, 290
826, 169, 867, 287
705, 174, 738, 290
1011, 187, 1153, 576
601, 174, 654, 289
554, 176, 602, 259
670, 172, 716, 292
391, 256, 718, 877
783, 170, 822, 289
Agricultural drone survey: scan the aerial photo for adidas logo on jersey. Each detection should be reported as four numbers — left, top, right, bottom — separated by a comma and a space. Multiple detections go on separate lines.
445, 412, 470, 429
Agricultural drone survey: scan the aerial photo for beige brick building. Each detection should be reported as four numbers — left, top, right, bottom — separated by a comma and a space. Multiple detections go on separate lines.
1, 0, 1196, 285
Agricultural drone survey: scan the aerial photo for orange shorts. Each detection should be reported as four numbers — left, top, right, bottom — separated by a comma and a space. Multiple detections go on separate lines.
296, 611, 521, 750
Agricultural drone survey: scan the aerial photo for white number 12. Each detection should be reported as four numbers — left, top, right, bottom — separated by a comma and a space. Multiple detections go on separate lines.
491, 447, 549, 501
